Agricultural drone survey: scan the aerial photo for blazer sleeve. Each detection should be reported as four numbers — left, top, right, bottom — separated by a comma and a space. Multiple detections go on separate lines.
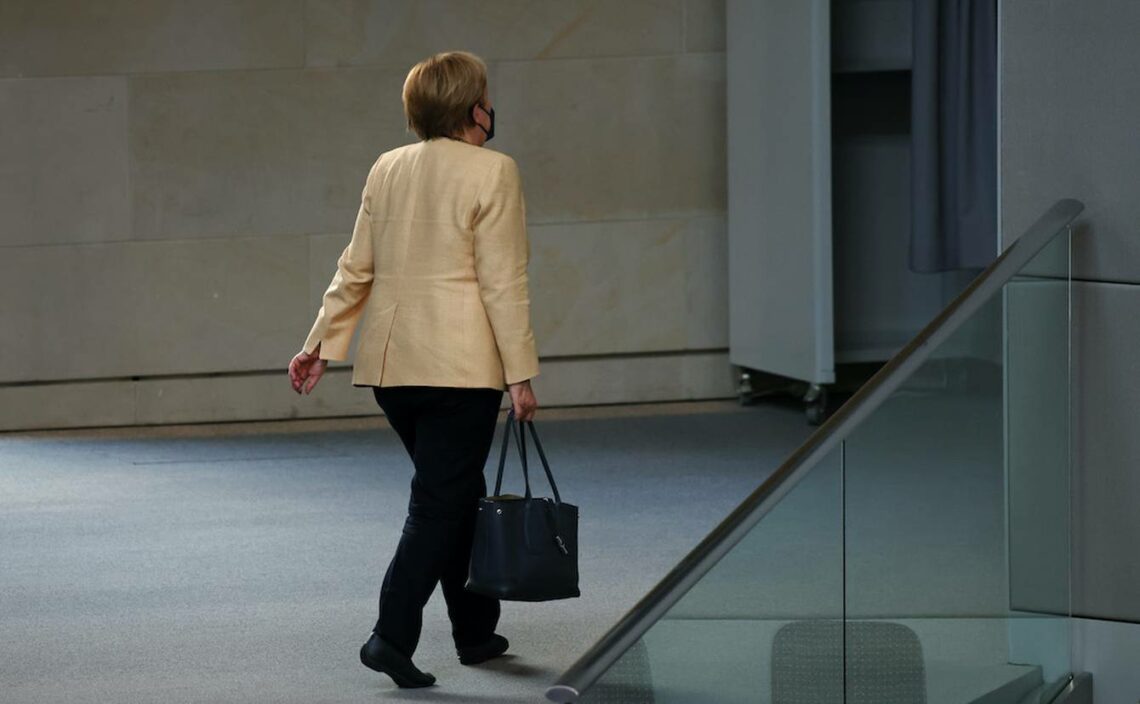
471, 156, 541, 385
301, 162, 378, 361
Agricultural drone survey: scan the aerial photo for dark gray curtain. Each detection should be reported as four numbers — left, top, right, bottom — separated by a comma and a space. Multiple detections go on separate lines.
910, 0, 998, 272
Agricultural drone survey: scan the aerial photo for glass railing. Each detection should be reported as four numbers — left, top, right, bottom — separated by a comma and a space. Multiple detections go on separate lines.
547, 199, 1082, 704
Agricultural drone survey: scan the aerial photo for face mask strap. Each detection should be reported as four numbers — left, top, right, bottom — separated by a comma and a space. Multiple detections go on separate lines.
473, 102, 494, 140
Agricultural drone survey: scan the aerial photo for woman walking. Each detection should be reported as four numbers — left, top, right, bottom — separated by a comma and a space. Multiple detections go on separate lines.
287, 51, 540, 688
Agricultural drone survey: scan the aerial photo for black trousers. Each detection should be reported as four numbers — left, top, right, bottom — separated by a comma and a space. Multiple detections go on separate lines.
370, 385, 504, 658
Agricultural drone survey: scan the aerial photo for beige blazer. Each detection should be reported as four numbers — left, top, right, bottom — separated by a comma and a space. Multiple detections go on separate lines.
302, 138, 540, 390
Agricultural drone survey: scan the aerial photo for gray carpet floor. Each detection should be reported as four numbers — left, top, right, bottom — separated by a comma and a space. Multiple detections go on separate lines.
0, 402, 812, 703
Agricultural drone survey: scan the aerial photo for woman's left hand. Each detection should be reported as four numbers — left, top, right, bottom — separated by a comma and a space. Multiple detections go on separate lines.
289, 345, 328, 395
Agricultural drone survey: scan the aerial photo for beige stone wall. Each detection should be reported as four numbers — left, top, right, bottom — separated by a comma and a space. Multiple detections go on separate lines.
0, 0, 730, 430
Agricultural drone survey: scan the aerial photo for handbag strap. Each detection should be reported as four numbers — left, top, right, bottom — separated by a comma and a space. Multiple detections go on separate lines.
492, 410, 564, 505
519, 419, 570, 555
493, 409, 533, 499
495, 411, 571, 557
521, 419, 563, 505
514, 410, 533, 499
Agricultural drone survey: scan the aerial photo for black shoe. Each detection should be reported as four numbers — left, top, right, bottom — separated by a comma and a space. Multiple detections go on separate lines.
457, 634, 509, 665
359, 633, 435, 688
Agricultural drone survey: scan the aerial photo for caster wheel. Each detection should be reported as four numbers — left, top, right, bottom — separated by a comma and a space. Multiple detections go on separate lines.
804, 385, 828, 426
737, 370, 757, 406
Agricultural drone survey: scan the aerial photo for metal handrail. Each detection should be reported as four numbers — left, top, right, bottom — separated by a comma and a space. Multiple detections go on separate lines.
546, 199, 1084, 702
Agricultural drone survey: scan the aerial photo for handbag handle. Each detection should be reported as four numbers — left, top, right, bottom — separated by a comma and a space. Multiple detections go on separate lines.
492, 409, 563, 505
492, 410, 572, 557
520, 417, 563, 505
518, 416, 570, 555
494, 408, 533, 499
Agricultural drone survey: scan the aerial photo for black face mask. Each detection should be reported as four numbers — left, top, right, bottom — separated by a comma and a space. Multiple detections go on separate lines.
475, 102, 495, 141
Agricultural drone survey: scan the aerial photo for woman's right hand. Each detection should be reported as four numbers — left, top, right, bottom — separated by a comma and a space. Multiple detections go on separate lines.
289, 345, 328, 395
509, 379, 538, 422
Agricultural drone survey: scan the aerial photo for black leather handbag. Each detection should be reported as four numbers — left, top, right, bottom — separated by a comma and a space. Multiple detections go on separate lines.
465, 409, 580, 601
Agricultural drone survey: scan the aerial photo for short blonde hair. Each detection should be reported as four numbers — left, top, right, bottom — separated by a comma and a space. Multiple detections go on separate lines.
402, 51, 488, 140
